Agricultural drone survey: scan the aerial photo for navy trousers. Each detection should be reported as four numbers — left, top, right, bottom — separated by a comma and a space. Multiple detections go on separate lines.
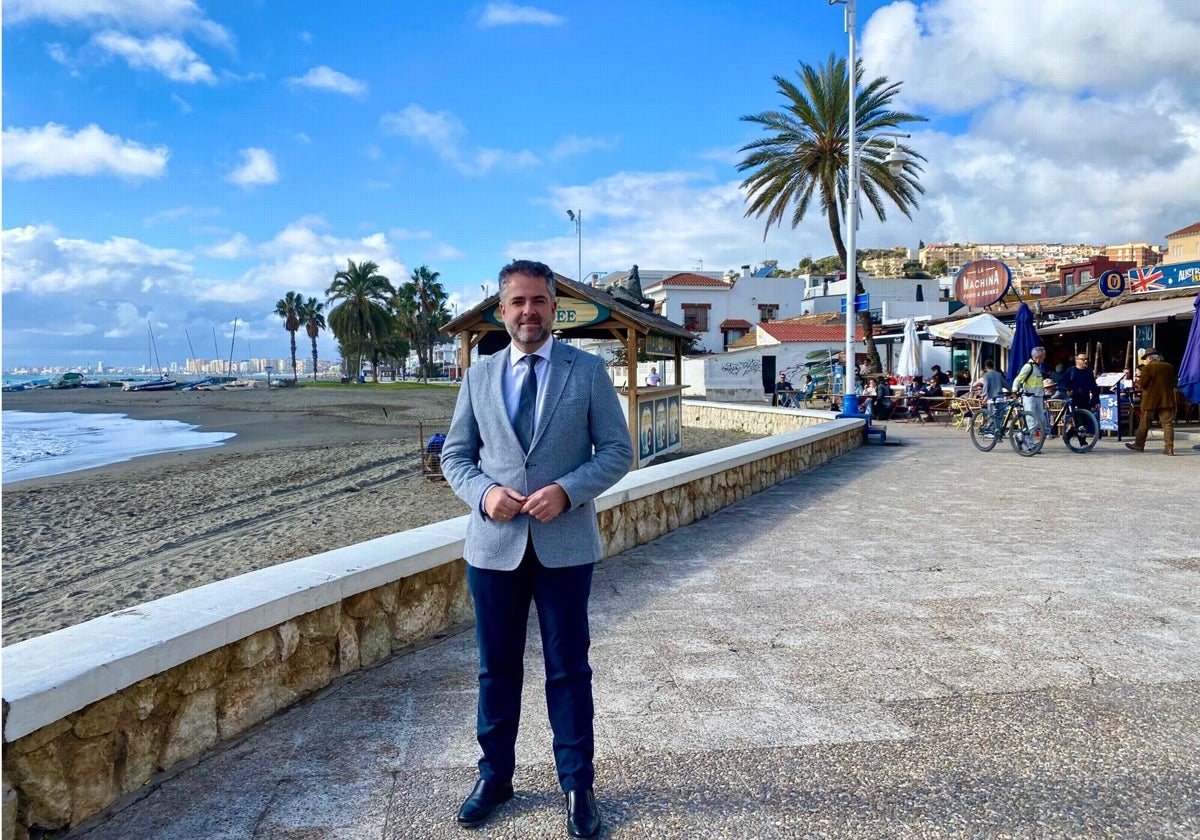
467, 538, 595, 792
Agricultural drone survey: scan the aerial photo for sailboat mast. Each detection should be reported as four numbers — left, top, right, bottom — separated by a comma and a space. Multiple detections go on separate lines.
148, 322, 165, 377
227, 319, 238, 377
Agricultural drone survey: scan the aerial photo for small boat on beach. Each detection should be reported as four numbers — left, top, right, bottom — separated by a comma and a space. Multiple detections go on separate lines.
122, 377, 178, 392
50, 373, 85, 389
124, 323, 176, 391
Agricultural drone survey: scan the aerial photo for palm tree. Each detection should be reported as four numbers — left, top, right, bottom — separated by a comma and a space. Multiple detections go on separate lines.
297, 296, 326, 382
326, 260, 395, 382
738, 54, 927, 370
394, 265, 450, 381
274, 291, 305, 381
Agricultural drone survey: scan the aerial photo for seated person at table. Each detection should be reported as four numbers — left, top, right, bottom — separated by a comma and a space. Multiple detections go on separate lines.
862, 378, 892, 420
910, 375, 940, 421
928, 365, 950, 390
799, 374, 815, 399
955, 367, 971, 389
775, 372, 794, 406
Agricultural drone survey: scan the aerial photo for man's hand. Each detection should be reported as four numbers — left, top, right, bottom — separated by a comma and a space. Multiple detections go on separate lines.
521, 483, 569, 523
484, 486, 527, 523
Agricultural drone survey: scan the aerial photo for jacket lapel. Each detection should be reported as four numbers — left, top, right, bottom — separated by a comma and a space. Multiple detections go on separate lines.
531, 341, 573, 451
489, 348, 521, 448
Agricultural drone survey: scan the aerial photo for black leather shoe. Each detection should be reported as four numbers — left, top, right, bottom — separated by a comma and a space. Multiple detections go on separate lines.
457, 778, 514, 829
566, 788, 601, 838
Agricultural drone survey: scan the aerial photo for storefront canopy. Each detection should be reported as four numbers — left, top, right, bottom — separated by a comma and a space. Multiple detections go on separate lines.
926, 313, 1014, 347
1039, 296, 1196, 335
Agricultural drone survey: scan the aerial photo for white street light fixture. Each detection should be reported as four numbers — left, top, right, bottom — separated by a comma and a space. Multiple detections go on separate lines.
566, 210, 582, 284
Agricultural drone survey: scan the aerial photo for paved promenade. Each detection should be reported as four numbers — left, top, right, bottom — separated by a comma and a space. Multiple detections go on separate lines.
73, 424, 1199, 839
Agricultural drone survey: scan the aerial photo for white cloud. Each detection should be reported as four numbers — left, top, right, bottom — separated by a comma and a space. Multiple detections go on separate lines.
93, 31, 216, 83
2, 123, 169, 180
206, 233, 253, 259
425, 242, 467, 262
380, 104, 540, 175
104, 302, 147, 339
862, 0, 1200, 112
286, 65, 367, 96
381, 104, 466, 148
478, 2, 563, 28
2, 224, 194, 295
6, 0, 232, 47
226, 148, 279, 187
170, 92, 193, 113
549, 134, 617, 160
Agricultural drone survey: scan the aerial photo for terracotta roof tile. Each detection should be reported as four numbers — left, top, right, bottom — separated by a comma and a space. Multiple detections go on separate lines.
719, 318, 753, 330
1165, 221, 1200, 239
759, 322, 871, 342
645, 273, 731, 289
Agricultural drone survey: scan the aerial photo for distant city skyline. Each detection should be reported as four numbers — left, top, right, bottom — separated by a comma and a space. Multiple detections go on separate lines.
4, 1, 1198, 369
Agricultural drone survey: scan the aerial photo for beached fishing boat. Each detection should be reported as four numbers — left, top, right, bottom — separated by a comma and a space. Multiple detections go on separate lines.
122, 377, 177, 392
123, 323, 177, 391
50, 373, 85, 389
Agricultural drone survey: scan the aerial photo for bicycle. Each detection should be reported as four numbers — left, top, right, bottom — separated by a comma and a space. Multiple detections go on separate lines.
969, 394, 1045, 456
1045, 397, 1100, 453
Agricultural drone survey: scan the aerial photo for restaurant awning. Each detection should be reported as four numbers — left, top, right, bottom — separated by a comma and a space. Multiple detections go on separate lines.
1038, 296, 1197, 335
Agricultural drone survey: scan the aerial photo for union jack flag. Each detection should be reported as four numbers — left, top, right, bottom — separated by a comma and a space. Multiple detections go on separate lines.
1128, 266, 1164, 293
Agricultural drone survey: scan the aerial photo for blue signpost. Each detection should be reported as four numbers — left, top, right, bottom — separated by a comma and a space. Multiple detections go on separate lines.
840, 293, 870, 314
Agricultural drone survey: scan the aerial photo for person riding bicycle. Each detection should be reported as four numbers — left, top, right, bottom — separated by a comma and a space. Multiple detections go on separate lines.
1012, 346, 1048, 441
1060, 353, 1100, 412
977, 359, 1006, 426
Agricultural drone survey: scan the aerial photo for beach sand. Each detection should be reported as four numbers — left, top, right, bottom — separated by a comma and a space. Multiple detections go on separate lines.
2, 384, 762, 643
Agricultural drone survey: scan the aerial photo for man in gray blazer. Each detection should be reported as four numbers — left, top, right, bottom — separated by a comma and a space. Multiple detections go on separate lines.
440, 259, 633, 838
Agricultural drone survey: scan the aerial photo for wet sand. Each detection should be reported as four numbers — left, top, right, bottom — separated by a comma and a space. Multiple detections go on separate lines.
1, 384, 761, 643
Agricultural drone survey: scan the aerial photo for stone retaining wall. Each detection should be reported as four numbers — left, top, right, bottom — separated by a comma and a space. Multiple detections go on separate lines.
2, 413, 862, 840
683, 401, 834, 436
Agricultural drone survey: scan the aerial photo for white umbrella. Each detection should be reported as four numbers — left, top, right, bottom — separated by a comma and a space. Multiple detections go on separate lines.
926, 313, 1014, 348
896, 316, 922, 379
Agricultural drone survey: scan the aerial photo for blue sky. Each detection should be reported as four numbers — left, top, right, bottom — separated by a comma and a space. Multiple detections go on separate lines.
3, 0, 1199, 369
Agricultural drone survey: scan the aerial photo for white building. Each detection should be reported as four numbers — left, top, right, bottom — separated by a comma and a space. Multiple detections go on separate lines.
642, 266, 816, 353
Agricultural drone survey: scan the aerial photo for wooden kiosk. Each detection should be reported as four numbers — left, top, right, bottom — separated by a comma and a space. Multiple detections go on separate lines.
442, 274, 695, 468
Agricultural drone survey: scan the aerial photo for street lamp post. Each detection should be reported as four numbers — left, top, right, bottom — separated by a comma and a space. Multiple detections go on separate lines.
830, 0, 912, 412
567, 210, 582, 283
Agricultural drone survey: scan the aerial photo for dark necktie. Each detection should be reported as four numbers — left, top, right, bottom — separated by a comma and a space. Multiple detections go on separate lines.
515, 355, 538, 451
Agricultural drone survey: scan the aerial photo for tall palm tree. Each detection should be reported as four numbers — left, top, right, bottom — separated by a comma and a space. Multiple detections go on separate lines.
274, 291, 305, 381
394, 265, 450, 381
297, 296, 326, 382
738, 54, 927, 370
326, 259, 395, 382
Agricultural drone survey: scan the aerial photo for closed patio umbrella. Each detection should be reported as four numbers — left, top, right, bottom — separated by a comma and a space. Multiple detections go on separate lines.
1178, 294, 1200, 405
1007, 303, 1040, 386
897, 316, 922, 380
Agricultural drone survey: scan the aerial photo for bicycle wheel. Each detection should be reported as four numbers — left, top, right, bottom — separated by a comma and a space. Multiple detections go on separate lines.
1062, 408, 1099, 453
969, 409, 1000, 451
1009, 411, 1045, 457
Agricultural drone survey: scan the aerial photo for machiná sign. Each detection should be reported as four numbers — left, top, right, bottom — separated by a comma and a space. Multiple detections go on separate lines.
954, 259, 1012, 307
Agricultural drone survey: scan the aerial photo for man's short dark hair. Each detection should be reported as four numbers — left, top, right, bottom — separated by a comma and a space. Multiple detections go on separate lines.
984, 359, 995, 370
498, 260, 556, 301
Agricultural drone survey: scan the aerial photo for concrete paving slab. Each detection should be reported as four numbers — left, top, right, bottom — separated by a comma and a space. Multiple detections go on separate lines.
70, 425, 1200, 839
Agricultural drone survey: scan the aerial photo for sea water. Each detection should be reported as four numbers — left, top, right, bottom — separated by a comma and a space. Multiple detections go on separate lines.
2, 411, 235, 483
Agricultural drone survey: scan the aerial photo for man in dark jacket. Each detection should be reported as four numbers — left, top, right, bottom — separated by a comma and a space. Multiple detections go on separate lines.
1060, 353, 1100, 410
